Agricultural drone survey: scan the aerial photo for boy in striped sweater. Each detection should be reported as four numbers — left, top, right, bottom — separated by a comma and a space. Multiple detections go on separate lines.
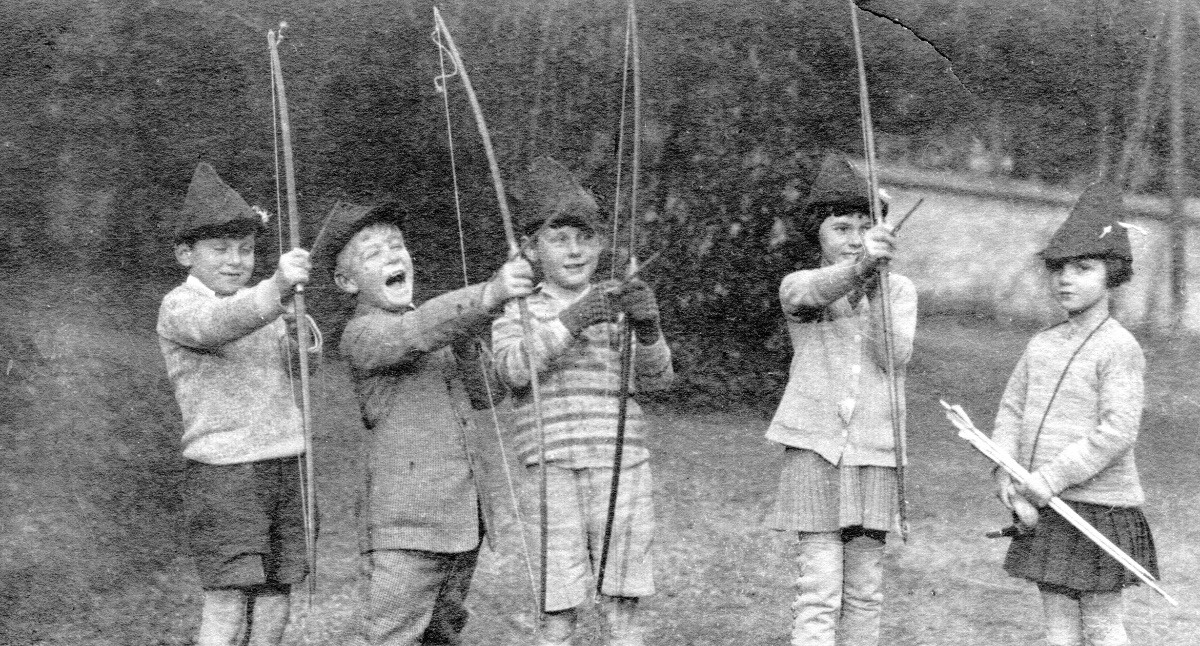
492, 158, 673, 646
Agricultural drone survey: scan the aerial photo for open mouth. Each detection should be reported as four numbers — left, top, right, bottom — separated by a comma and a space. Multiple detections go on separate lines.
385, 270, 407, 287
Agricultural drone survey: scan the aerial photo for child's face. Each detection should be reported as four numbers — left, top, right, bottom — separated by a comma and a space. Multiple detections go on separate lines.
527, 224, 601, 292
1050, 257, 1108, 315
818, 212, 872, 266
175, 234, 256, 296
334, 224, 413, 311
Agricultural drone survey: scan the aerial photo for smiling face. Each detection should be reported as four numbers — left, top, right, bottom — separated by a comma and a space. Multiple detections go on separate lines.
334, 223, 413, 311
1049, 256, 1109, 316
175, 234, 256, 296
526, 224, 602, 294
817, 211, 872, 267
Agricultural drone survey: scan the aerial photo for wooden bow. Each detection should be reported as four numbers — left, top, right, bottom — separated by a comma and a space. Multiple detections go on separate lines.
432, 6, 552, 622
847, 1, 909, 541
267, 25, 319, 598
597, 0, 642, 596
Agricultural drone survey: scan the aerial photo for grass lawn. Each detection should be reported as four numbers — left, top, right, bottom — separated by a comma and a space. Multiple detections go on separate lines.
2, 303, 1197, 644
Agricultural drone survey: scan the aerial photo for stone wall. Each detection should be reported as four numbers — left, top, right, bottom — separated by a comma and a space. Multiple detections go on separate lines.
881, 166, 1200, 332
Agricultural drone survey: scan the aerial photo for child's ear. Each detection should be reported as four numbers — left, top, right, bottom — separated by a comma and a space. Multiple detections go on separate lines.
174, 243, 194, 268
334, 270, 359, 295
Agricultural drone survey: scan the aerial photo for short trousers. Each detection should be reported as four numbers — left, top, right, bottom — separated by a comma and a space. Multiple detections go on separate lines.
183, 457, 314, 589
520, 462, 655, 612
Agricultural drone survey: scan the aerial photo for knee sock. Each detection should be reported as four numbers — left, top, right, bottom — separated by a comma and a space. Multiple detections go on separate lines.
197, 589, 248, 646
791, 532, 843, 646
246, 585, 291, 646
538, 607, 578, 646
1039, 586, 1082, 646
841, 535, 885, 646
602, 596, 645, 646
1080, 591, 1128, 646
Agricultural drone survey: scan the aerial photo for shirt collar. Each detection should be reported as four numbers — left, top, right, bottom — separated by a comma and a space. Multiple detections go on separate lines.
538, 281, 591, 304
186, 274, 248, 299
186, 274, 218, 298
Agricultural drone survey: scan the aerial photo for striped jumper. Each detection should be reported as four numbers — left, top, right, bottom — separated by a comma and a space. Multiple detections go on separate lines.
491, 284, 674, 469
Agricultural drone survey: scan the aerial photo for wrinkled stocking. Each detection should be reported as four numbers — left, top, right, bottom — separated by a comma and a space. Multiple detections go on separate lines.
839, 536, 884, 646
791, 532, 843, 646
537, 607, 578, 646
1040, 587, 1083, 646
602, 596, 646, 646
1080, 591, 1128, 646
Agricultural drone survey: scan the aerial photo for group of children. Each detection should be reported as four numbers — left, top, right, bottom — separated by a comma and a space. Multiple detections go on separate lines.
158, 154, 1158, 646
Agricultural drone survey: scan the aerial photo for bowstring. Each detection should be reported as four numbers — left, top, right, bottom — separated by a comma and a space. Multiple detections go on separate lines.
602, 1, 635, 397
269, 25, 318, 604
271, 34, 286, 260
608, 8, 633, 283
433, 23, 539, 619
595, 0, 640, 600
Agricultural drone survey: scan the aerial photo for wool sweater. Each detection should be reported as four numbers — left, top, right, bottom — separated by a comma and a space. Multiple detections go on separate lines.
342, 283, 500, 553
992, 318, 1145, 507
765, 264, 916, 467
492, 284, 674, 469
158, 275, 305, 465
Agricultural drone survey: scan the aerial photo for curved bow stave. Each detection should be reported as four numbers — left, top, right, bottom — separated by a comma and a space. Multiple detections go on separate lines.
432, 6, 552, 622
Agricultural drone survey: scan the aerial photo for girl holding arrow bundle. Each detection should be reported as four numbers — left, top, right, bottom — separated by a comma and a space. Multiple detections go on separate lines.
990, 181, 1159, 646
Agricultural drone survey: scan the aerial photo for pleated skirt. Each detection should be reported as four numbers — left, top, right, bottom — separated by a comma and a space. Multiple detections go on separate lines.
768, 447, 897, 533
1004, 500, 1159, 592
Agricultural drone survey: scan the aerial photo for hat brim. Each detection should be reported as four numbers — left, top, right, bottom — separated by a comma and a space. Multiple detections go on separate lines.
311, 202, 406, 280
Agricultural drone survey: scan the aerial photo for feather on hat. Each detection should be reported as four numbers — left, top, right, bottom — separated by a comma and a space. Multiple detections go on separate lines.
1041, 181, 1132, 262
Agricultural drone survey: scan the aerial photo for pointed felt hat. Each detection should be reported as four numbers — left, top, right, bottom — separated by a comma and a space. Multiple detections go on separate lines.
1041, 181, 1132, 261
801, 153, 875, 216
310, 201, 406, 281
509, 156, 600, 235
174, 162, 263, 242
795, 152, 887, 242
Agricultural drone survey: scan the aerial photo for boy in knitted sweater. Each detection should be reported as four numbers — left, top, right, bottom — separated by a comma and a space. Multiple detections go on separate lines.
492, 158, 674, 646
312, 201, 533, 646
157, 162, 315, 646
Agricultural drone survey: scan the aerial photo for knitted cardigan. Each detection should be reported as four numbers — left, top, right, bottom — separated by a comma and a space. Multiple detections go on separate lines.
765, 263, 916, 467
992, 318, 1146, 507
158, 275, 305, 465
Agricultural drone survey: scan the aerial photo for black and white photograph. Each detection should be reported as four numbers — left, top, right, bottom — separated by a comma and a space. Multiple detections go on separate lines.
1, 0, 1197, 644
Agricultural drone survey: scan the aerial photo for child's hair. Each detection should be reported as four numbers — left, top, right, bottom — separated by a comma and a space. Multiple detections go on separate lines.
519, 206, 597, 238
175, 219, 262, 246
788, 201, 888, 270
1044, 255, 1133, 288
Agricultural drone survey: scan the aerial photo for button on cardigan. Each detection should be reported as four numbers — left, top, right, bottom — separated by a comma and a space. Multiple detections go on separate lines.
765, 264, 916, 467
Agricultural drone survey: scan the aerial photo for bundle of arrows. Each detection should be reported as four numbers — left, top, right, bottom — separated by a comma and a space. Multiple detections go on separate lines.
939, 400, 1178, 607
